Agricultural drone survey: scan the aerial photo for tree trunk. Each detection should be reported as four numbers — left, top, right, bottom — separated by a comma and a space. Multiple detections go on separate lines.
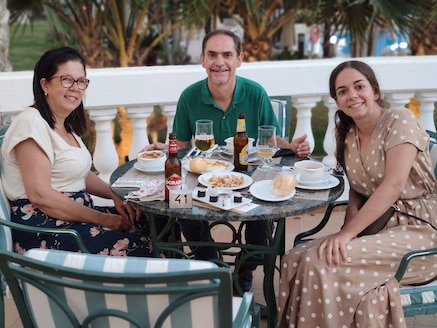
0, 0, 12, 72
410, 16, 437, 55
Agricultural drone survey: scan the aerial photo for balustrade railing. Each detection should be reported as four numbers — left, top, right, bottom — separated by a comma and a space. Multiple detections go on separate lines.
1, 56, 436, 188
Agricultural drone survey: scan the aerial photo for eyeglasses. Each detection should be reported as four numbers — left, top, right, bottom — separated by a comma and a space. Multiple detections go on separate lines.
50, 75, 90, 90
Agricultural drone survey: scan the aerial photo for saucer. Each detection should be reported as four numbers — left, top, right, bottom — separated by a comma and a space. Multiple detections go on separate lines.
296, 176, 340, 190
220, 147, 257, 156
298, 174, 331, 186
134, 162, 164, 173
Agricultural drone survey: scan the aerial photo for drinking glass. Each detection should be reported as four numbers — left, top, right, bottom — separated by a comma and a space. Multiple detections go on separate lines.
256, 125, 277, 170
194, 119, 215, 157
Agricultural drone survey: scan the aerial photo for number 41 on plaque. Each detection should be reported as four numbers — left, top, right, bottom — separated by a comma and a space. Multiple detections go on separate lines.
169, 189, 193, 208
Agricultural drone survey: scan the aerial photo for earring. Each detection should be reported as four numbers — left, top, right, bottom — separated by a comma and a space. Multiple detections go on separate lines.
44, 92, 48, 96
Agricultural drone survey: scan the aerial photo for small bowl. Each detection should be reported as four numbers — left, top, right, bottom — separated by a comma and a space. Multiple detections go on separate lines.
293, 160, 325, 182
137, 150, 166, 170
225, 137, 255, 152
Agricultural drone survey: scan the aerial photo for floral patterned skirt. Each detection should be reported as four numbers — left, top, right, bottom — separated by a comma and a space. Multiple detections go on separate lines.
10, 191, 154, 257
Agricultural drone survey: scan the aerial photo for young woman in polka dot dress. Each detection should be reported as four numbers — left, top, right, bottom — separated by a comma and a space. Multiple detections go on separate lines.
278, 60, 437, 327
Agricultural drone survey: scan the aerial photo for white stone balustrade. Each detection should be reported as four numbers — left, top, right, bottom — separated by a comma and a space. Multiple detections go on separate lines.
1, 56, 436, 188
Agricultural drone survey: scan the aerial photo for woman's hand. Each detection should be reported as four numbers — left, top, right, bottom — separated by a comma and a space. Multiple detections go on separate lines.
100, 212, 135, 232
317, 230, 355, 267
113, 196, 142, 224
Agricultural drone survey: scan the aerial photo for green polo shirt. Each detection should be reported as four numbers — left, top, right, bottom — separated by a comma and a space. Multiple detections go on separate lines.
173, 76, 281, 145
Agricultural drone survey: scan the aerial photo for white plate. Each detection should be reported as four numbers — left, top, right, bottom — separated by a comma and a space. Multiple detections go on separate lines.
298, 173, 331, 186
249, 180, 296, 202
296, 176, 340, 190
220, 147, 257, 156
192, 187, 252, 211
134, 162, 164, 173
182, 158, 234, 174
198, 172, 253, 190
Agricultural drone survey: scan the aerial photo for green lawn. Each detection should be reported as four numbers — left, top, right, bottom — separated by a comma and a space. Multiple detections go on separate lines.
9, 22, 64, 71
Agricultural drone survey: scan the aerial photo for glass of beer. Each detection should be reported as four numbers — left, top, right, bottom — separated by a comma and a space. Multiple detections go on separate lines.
195, 119, 215, 157
256, 125, 277, 170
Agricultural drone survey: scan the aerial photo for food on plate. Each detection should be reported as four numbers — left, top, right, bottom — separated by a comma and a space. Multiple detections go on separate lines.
271, 173, 297, 196
141, 151, 164, 159
189, 157, 208, 173
205, 159, 228, 172
188, 157, 229, 173
206, 174, 245, 188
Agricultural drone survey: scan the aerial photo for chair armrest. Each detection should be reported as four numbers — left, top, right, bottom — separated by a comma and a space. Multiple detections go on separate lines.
293, 200, 348, 246
395, 247, 437, 282
0, 219, 89, 253
232, 291, 260, 328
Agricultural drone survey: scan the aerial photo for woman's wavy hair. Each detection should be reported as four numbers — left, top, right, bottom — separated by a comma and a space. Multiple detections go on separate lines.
329, 60, 385, 169
32, 46, 88, 136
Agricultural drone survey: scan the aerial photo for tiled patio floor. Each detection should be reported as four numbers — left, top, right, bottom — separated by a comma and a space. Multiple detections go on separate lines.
4, 206, 437, 327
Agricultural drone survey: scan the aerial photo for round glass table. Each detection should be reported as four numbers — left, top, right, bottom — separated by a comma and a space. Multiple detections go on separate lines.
110, 152, 344, 327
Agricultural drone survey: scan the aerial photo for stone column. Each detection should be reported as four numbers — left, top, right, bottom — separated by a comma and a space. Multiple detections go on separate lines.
321, 96, 337, 168
416, 92, 437, 132
291, 96, 321, 153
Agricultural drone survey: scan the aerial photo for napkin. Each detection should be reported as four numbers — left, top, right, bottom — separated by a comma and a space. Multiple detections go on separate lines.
112, 178, 144, 188
124, 181, 165, 201
273, 148, 295, 158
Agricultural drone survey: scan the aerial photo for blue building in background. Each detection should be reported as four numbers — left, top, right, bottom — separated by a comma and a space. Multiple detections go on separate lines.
335, 29, 409, 57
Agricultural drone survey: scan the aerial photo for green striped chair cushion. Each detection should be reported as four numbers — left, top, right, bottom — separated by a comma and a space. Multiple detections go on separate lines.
0, 180, 12, 253
23, 249, 239, 328
0, 128, 12, 253
0, 128, 13, 294
400, 280, 437, 317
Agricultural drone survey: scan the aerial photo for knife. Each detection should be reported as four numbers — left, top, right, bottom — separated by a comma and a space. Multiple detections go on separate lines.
182, 147, 197, 160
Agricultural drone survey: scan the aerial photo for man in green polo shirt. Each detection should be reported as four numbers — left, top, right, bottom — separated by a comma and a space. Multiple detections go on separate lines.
177, 29, 310, 292
143, 29, 310, 292
173, 30, 309, 153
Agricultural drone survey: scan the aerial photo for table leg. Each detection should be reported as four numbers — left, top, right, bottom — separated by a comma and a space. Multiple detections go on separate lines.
148, 214, 284, 328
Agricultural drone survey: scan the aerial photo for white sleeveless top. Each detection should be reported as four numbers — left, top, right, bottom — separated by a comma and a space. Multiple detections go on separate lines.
1, 107, 91, 200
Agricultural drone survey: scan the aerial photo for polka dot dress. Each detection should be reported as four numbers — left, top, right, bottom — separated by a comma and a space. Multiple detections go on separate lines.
278, 108, 437, 327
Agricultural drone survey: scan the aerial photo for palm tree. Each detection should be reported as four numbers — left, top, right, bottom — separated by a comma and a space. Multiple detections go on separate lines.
222, 0, 306, 61
308, 0, 428, 58
44, 0, 113, 68
410, 0, 437, 55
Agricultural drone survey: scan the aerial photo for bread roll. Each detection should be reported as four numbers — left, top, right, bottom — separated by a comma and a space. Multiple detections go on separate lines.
271, 173, 296, 196
189, 157, 208, 173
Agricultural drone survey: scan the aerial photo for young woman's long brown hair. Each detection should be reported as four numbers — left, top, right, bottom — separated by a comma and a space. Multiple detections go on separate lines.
329, 60, 385, 169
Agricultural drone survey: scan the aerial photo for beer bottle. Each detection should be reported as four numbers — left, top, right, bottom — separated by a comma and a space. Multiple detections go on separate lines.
165, 132, 182, 201
233, 112, 249, 171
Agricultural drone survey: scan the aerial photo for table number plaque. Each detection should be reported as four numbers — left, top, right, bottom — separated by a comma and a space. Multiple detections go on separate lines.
169, 189, 193, 208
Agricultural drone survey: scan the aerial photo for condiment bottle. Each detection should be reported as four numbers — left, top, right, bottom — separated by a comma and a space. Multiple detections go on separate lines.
233, 112, 249, 171
165, 132, 182, 201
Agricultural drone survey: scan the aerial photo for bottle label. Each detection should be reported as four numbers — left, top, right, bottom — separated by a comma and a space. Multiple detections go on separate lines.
239, 144, 249, 165
169, 140, 178, 154
166, 173, 182, 191
236, 118, 246, 133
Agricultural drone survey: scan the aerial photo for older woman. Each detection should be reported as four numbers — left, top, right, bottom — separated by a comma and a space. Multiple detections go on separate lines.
1, 47, 153, 257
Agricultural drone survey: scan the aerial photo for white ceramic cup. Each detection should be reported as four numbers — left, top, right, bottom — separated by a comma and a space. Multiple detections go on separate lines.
137, 150, 166, 170
224, 137, 255, 152
293, 160, 325, 182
